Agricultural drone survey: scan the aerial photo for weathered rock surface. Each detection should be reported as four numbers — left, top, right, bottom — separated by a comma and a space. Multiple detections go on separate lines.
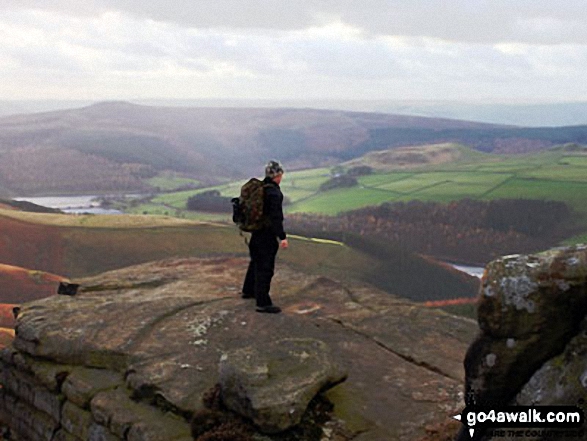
1, 257, 477, 440
460, 245, 587, 440
465, 246, 587, 408
515, 315, 587, 407
219, 338, 347, 433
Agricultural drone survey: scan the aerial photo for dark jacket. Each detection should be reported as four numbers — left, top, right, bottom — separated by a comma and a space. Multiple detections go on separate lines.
259, 177, 286, 241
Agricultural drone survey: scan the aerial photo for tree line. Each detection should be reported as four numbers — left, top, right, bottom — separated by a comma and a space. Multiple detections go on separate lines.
287, 198, 576, 264
186, 191, 232, 213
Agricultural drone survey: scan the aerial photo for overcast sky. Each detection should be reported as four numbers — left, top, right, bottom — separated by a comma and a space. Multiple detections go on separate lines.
1, 1, 586, 103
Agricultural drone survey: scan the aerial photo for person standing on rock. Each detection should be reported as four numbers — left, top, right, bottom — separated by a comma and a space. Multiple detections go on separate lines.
241, 160, 288, 313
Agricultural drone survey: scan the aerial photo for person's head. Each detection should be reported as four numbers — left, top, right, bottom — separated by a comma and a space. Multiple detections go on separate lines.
265, 160, 284, 183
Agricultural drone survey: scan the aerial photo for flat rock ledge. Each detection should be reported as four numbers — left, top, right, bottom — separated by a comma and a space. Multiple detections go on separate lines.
0, 257, 477, 440
219, 338, 347, 433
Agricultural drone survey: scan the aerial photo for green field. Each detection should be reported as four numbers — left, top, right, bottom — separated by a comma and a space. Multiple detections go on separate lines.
133, 145, 587, 234
288, 187, 401, 215
561, 156, 587, 167
357, 172, 414, 187
481, 179, 587, 216
126, 203, 230, 222
150, 169, 333, 213
284, 151, 587, 217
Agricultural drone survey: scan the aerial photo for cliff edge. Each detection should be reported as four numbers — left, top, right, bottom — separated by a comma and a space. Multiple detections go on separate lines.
0, 257, 476, 440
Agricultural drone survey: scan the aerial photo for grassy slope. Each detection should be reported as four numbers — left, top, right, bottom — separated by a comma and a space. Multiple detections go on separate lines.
0, 263, 64, 304
147, 172, 200, 191
287, 146, 587, 219
139, 144, 587, 242
0, 210, 478, 304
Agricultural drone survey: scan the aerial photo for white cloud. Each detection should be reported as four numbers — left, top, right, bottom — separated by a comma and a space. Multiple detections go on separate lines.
0, 5, 586, 101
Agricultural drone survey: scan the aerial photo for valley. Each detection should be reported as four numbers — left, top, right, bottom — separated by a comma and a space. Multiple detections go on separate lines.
2, 105, 587, 332
1, 102, 587, 197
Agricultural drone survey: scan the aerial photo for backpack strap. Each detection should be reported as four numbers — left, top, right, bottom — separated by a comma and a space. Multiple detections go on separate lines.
240, 229, 249, 246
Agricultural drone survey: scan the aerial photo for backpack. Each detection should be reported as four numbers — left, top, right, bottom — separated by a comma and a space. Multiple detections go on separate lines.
231, 178, 270, 232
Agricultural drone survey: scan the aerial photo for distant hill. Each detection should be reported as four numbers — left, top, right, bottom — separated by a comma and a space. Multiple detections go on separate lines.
0, 101, 495, 196
1, 102, 586, 196
4, 99, 587, 126
0, 198, 61, 213
343, 142, 484, 170
372, 101, 587, 127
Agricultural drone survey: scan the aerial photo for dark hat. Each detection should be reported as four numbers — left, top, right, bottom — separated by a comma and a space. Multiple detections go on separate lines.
265, 160, 284, 178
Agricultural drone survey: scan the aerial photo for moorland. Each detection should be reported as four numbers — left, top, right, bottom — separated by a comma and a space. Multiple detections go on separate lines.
2, 103, 587, 321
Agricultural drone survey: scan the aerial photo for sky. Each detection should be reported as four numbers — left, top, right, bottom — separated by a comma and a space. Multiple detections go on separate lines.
0, 1, 586, 103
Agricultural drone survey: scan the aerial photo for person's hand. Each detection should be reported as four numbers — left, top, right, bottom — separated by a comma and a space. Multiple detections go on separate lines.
280, 239, 289, 249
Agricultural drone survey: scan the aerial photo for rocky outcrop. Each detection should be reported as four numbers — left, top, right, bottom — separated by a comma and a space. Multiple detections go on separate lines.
515, 316, 587, 408
1, 257, 477, 440
461, 245, 587, 440
219, 338, 347, 433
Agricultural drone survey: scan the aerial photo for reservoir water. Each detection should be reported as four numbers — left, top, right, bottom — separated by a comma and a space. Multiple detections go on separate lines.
13, 195, 123, 214
450, 263, 485, 278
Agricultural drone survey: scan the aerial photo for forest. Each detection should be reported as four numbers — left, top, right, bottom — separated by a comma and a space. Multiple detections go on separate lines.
186, 190, 233, 213
287, 198, 576, 264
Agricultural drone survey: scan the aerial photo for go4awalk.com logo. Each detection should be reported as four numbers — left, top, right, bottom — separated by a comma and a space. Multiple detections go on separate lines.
453, 405, 585, 439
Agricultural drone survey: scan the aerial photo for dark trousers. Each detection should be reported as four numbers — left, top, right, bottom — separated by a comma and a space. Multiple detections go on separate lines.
242, 231, 279, 307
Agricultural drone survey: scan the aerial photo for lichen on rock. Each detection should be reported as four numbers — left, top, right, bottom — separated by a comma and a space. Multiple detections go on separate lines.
218, 338, 347, 433
460, 245, 587, 440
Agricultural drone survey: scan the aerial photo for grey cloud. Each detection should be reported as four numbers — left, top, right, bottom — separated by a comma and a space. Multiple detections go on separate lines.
3, 0, 587, 44
1, 2, 587, 102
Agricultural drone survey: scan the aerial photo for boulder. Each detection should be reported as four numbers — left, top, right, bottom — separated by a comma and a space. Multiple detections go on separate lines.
465, 246, 587, 408
459, 245, 587, 440
219, 338, 347, 433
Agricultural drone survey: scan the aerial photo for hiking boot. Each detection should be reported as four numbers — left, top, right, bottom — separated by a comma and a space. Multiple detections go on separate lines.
255, 305, 282, 314
241, 292, 254, 299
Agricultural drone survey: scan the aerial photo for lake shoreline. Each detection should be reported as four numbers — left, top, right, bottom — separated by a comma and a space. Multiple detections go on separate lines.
13, 195, 129, 215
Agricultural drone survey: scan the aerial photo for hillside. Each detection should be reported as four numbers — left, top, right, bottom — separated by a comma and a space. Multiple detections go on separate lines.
0, 209, 478, 306
132, 143, 587, 278
151, 143, 587, 223
0, 263, 64, 304
0, 102, 493, 196
0, 198, 62, 213
283, 145, 587, 230
3, 99, 587, 127
2, 102, 587, 196
342, 143, 485, 170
